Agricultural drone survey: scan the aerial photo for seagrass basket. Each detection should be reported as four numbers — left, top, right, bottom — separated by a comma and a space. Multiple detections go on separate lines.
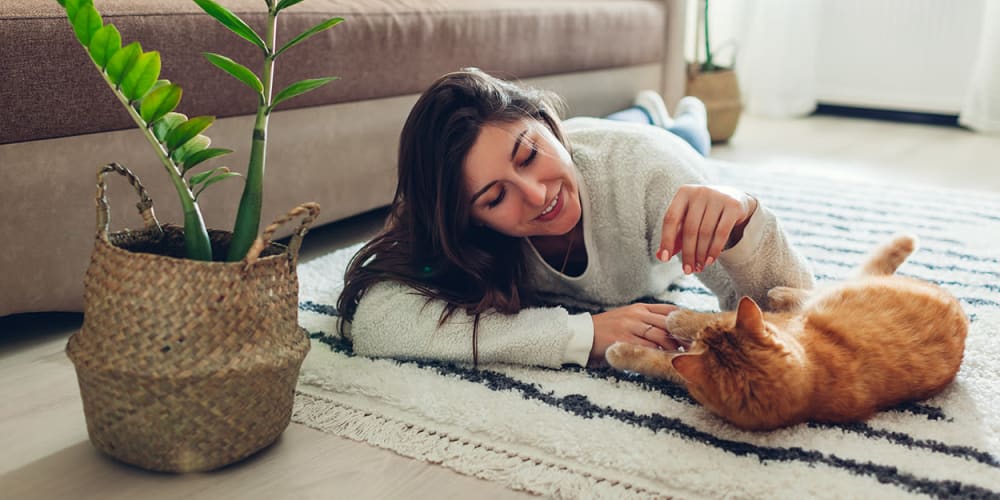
685, 63, 742, 143
66, 163, 317, 472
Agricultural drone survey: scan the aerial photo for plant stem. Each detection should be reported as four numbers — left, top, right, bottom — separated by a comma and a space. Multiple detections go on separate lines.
227, 7, 278, 261
98, 63, 213, 261
702, 0, 715, 72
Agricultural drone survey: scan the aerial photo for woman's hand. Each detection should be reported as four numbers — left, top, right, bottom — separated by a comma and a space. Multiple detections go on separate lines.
657, 185, 757, 274
589, 303, 679, 367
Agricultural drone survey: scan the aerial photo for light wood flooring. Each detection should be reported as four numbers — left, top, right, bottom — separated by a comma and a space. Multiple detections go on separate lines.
2, 113, 998, 499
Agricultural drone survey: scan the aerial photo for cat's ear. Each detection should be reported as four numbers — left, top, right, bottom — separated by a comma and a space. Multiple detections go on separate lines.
671, 353, 708, 386
736, 296, 766, 335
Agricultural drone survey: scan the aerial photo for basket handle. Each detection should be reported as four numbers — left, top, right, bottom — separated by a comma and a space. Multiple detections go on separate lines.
243, 202, 321, 268
95, 163, 163, 241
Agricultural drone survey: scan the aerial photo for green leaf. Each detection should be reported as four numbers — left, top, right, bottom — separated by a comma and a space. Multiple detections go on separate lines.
57, 0, 67, 7
189, 166, 231, 186
71, 3, 102, 47
105, 41, 141, 86
192, 0, 265, 52
140, 83, 182, 124
201, 171, 241, 187
192, 169, 241, 200
202, 53, 263, 94
147, 79, 171, 94
274, 0, 306, 12
152, 112, 186, 143
182, 147, 233, 172
170, 134, 211, 164
166, 116, 215, 151
120, 50, 161, 101
275, 17, 343, 58
87, 24, 120, 69
271, 77, 338, 109
64, 0, 91, 24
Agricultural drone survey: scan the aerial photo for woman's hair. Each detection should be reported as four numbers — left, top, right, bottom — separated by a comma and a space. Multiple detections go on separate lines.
337, 68, 567, 356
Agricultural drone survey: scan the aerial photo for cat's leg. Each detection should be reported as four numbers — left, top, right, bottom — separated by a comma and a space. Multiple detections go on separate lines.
855, 234, 917, 277
767, 286, 810, 312
605, 342, 686, 384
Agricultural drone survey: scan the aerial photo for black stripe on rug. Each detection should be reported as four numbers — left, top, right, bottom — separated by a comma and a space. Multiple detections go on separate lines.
785, 227, 975, 256
300, 300, 339, 316
572, 366, 952, 423
739, 180, 1000, 222
765, 195, 994, 227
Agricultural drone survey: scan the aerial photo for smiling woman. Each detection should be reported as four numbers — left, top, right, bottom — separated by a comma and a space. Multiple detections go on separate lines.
464, 119, 581, 239
336, 68, 814, 369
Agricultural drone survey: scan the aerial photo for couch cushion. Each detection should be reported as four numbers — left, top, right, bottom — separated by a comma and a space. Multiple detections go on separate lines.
1, 0, 666, 144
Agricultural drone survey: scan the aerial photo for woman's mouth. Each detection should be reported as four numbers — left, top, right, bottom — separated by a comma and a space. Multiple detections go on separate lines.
535, 187, 563, 222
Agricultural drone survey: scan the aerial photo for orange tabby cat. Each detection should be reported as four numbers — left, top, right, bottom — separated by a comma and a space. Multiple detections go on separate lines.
606, 235, 968, 431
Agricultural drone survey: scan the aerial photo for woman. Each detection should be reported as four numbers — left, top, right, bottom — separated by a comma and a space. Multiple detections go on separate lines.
337, 68, 814, 368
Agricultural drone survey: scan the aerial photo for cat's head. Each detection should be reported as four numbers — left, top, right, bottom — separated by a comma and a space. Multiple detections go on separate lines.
672, 297, 807, 430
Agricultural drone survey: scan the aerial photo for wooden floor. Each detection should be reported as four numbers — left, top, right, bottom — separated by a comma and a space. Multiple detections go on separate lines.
2, 113, 998, 499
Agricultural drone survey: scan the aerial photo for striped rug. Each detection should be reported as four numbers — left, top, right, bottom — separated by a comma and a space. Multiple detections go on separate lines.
292, 161, 1000, 499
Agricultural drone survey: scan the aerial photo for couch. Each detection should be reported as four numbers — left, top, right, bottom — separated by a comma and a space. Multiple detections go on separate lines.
0, 0, 688, 317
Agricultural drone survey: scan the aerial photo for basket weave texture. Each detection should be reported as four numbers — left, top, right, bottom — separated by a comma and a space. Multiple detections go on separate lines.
66, 163, 317, 472
685, 64, 743, 143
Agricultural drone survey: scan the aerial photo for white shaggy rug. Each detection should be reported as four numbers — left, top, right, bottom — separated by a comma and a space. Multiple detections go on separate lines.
292, 160, 1000, 499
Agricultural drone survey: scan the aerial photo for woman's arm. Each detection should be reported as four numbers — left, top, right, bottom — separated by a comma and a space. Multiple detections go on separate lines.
352, 281, 681, 367
351, 280, 594, 367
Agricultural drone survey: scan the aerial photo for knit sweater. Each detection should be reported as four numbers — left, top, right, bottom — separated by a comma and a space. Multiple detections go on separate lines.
349, 117, 815, 368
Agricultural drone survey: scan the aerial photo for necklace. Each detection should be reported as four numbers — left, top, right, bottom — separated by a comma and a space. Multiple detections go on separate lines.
558, 232, 575, 275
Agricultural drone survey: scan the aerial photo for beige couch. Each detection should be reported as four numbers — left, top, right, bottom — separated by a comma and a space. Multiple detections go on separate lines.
0, 0, 688, 317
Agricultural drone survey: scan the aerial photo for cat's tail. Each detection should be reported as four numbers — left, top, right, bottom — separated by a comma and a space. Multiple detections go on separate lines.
855, 234, 918, 277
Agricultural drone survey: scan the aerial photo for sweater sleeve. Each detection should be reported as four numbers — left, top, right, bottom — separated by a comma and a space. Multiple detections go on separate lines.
350, 280, 595, 368
693, 204, 816, 311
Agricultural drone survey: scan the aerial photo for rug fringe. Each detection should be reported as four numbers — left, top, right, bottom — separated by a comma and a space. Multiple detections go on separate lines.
293, 391, 670, 499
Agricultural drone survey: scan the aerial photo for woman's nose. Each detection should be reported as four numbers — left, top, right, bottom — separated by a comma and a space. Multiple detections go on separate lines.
518, 176, 547, 207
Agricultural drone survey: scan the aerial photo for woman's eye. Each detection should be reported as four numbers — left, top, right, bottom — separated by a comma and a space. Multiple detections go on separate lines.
487, 187, 506, 208
519, 143, 538, 167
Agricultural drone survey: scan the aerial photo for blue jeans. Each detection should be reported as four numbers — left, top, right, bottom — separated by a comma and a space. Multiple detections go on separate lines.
604, 107, 711, 156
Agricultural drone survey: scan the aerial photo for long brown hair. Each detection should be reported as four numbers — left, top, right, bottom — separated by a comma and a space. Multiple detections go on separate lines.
337, 69, 567, 357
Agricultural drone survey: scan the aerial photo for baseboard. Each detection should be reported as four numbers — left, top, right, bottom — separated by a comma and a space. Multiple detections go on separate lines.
814, 104, 960, 127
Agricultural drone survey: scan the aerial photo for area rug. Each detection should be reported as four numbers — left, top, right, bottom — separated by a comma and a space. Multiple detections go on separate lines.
292, 160, 1000, 499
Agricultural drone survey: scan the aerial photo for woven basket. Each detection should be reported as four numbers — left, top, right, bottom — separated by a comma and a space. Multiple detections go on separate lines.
685, 63, 743, 143
66, 163, 318, 472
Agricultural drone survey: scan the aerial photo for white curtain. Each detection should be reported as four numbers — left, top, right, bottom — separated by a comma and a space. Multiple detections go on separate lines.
959, 0, 1000, 134
734, 0, 822, 118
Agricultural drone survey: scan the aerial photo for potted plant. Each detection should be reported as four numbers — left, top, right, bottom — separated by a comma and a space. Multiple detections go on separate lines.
58, 0, 342, 472
685, 0, 742, 143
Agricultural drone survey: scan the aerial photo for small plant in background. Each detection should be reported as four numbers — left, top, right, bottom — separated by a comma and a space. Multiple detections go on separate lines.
695, 0, 736, 73
686, 0, 741, 143
57, 0, 342, 261
699, 0, 719, 72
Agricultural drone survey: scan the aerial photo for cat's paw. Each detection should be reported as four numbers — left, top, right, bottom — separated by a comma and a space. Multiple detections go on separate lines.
606, 342, 681, 382
664, 309, 705, 342
605, 342, 642, 371
767, 286, 808, 312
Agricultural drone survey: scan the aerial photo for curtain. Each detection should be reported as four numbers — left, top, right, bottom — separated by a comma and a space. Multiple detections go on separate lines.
734, 0, 822, 118
959, 0, 1000, 134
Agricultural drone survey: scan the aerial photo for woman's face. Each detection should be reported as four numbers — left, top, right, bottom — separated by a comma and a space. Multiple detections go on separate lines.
462, 118, 582, 238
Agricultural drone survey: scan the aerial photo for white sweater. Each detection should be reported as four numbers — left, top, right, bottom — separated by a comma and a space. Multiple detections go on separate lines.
349, 118, 815, 368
